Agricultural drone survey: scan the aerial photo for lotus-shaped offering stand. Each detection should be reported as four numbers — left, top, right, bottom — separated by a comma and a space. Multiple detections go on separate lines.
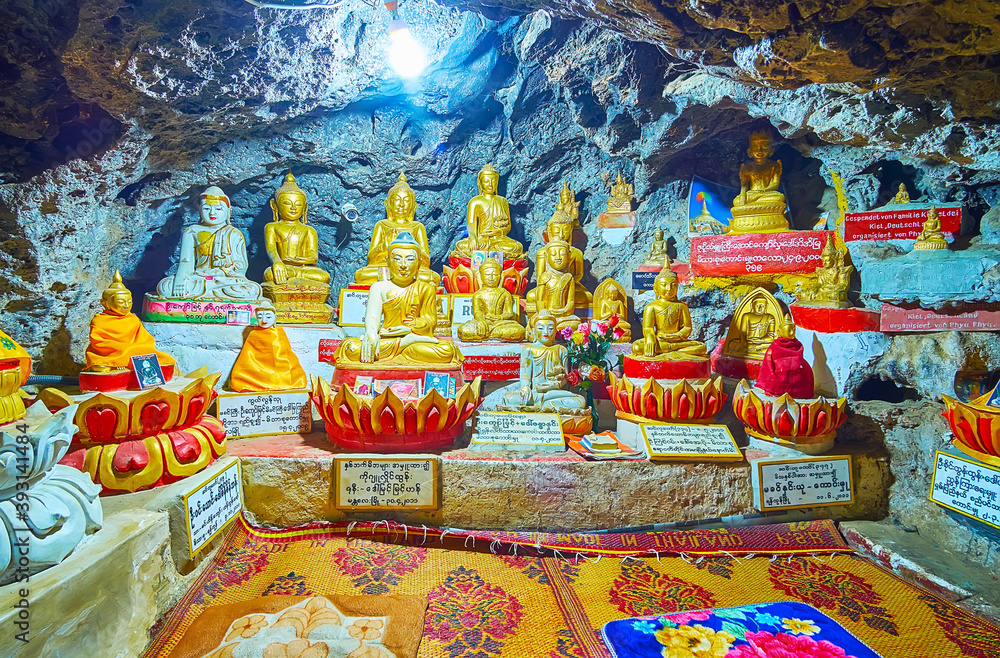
312, 375, 483, 453
46, 372, 227, 494
0, 403, 102, 585
943, 387, 1000, 466
607, 374, 727, 423
733, 379, 848, 454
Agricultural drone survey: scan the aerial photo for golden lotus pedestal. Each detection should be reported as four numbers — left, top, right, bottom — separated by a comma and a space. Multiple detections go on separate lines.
732, 380, 848, 455
727, 205, 789, 235
263, 282, 334, 324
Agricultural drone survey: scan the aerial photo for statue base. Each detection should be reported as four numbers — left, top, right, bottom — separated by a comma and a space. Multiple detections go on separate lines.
733, 380, 847, 456
726, 208, 789, 234
597, 211, 637, 245
789, 304, 880, 333
710, 339, 763, 381
607, 373, 727, 423
142, 295, 261, 324
262, 282, 333, 324
443, 255, 529, 295
623, 355, 711, 380
79, 364, 176, 393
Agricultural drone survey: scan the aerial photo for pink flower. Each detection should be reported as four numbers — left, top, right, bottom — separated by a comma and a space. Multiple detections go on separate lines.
597, 322, 609, 335
612, 327, 624, 340
725, 631, 855, 658
566, 370, 581, 386
579, 322, 590, 336
560, 326, 574, 340
664, 610, 711, 625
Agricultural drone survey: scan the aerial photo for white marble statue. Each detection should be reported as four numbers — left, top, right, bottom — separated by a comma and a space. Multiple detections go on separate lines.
154, 187, 263, 302
501, 310, 586, 412
0, 403, 102, 585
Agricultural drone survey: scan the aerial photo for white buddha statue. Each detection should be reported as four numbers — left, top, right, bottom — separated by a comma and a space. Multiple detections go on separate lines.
154, 187, 262, 302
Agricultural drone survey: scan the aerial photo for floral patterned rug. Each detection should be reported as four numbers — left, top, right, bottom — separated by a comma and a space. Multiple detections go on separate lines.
145, 516, 1000, 657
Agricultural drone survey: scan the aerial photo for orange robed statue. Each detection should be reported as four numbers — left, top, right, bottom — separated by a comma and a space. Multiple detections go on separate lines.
229, 301, 307, 392
85, 271, 176, 372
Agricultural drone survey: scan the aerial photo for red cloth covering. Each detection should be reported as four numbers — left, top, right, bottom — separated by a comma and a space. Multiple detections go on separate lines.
756, 337, 814, 398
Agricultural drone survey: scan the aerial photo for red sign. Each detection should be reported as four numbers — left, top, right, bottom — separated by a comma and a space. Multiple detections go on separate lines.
462, 355, 520, 381
690, 231, 830, 277
880, 304, 1000, 333
318, 338, 342, 363
844, 204, 961, 242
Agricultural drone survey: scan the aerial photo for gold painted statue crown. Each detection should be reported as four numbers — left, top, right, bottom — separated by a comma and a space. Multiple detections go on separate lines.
101, 270, 130, 301
388, 171, 414, 198
822, 234, 837, 261
275, 172, 306, 200
655, 256, 676, 282
778, 313, 796, 339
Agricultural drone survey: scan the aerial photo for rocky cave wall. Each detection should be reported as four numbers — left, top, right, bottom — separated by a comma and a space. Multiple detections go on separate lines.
2, 0, 1000, 565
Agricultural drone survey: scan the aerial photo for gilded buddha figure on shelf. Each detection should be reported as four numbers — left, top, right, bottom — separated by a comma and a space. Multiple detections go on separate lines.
593, 278, 631, 342
728, 131, 790, 234
457, 258, 525, 342
630, 260, 707, 361
528, 209, 590, 312
530, 237, 581, 333
642, 229, 669, 267
913, 206, 949, 251
797, 235, 853, 308
557, 181, 582, 230
452, 164, 524, 261
723, 289, 785, 360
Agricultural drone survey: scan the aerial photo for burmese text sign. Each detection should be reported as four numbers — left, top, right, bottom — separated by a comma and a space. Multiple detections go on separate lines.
183, 460, 243, 556
335, 457, 438, 510
216, 390, 311, 438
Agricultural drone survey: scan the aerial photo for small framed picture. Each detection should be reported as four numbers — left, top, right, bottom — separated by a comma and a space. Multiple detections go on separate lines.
226, 309, 251, 326
423, 372, 455, 397
373, 379, 423, 399
131, 354, 166, 390
353, 376, 373, 397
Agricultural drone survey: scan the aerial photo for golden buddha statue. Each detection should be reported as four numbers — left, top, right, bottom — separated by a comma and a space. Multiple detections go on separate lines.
457, 258, 525, 342
606, 172, 634, 214
228, 301, 307, 392
528, 209, 590, 312
642, 228, 669, 266
355, 172, 439, 286
87, 271, 176, 372
502, 310, 585, 411
893, 183, 910, 204
334, 232, 462, 370
530, 237, 580, 332
452, 164, 524, 260
797, 235, 853, 308
0, 327, 30, 425
556, 181, 581, 230
723, 288, 784, 360
914, 206, 948, 251
593, 278, 631, 342
630, 262, 707, 361
728, 131, 790, 234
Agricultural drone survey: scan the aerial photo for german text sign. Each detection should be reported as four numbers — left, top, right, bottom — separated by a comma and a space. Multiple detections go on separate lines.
690, 231, 830, 277
757, 456, 853, 511
844, 204, 961, 242
183, 459, 243, 556
880, 304, 1000, 333
640, 423, 742, 461
930, 451, 1000, 530
335, 457, 439, 510
216, 390, 311, 439
473, 412, 564, 447
338, 289, 368, 327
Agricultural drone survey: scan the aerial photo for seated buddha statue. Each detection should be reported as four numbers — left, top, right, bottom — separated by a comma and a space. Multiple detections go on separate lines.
530, 238, 580, 333
86, 271, 176, 372
593, 278, 631, 342
451, 164, 524, 261
457, 258, 525, 342
334, 232, 462, 370
728, 131, 790, 234
630, 262, 707, 361
756, 314, 814, 399
730, 297, 778, 360
642, 229, 669, 267
355, 172, 439, 286
606, 172, 634, 214
228, 301, 307, 392
528, 209, 590, 312
893, 183, 910, 204
154, 187, 262, 302
502, 310, 585, 411
914, 206, 948, 251
797, 235, 853, 308
556, 181, 581, 230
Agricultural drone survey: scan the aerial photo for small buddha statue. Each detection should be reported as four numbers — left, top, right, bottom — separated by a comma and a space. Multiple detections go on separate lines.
630, 262, 707, 361
334, 232, 462, 369
727, 296, 780, 360
797, 235, 853, 308
452, 164, 525, 260
593, 278, 631, 342
913, 206, 948, 251
893, 183, 911, 204
756, 314, 814, 399
355, 172, 439, 286
728, 131, 790, 234
87, 271, 176, 373
154, 187, 262, 302
531, 237, 580, 332
502, 310, 586, 411
556, 181, 581, 230
228, 301, 307, 392
606, 172, 634, 214
457, 258, 525, 342
642, 229, 669, 267
528, 209, 590, 312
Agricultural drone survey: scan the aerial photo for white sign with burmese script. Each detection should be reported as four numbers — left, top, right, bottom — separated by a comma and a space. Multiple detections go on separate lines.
338, 289, 369, 327
640, 423, 742, 461
931, 451, 1000, 530
756, 456, 854, 511
472, 411, 565, 447
335, 457, 439, 510
216, 390, 311, 439
183, 459, 243, 556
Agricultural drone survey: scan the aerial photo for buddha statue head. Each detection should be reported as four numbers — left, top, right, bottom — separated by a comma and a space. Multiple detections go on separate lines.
271, 173, 308, 223
101, 270, 133, 317
747, 130, 775, 161
477, 163, 500, 195
479, 257, 503, 289
547, 209, 573, 243
386, 231, 424, 286
546, 237, 571, 271
199, 186, 231, 228
778, 313, 796, 340
255, 300, 278, 329
531, 309, 558, 345
653, 228, 664, 242
653, 257, 677, 300
385, 171, 417, 221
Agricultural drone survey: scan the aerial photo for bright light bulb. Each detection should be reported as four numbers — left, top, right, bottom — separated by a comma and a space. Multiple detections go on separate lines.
388, 27, 427, 79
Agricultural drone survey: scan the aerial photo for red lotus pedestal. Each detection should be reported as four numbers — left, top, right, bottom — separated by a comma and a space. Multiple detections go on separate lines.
79, 364, 175, 393
623, 355, 711, 380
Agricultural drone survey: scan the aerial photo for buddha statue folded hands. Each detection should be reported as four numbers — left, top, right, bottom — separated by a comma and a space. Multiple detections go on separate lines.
529, 237, 580, 333
355, 172, 439, 286
457, 258, 525, 342
642, 229, 668, 267
334, 232, 462, 370
451, 163, 524, 261
913, 206, 949, 251
630, 261, 707, 361
728, 131, 790, 234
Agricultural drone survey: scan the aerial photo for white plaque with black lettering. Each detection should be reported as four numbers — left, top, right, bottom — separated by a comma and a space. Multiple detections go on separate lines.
931, 451, 1000, 530
215, 390, 311, 439
472, 411, 565, 448
183, 459, 243, 556
338, 289, 369, 327
755, 456, 854, 511
450, 294, 474, 325
640, 423, 742, 461
335, 456, 439, 510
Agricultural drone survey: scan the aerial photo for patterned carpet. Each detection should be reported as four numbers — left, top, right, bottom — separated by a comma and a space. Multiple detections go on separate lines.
145, 516, 1000, 657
